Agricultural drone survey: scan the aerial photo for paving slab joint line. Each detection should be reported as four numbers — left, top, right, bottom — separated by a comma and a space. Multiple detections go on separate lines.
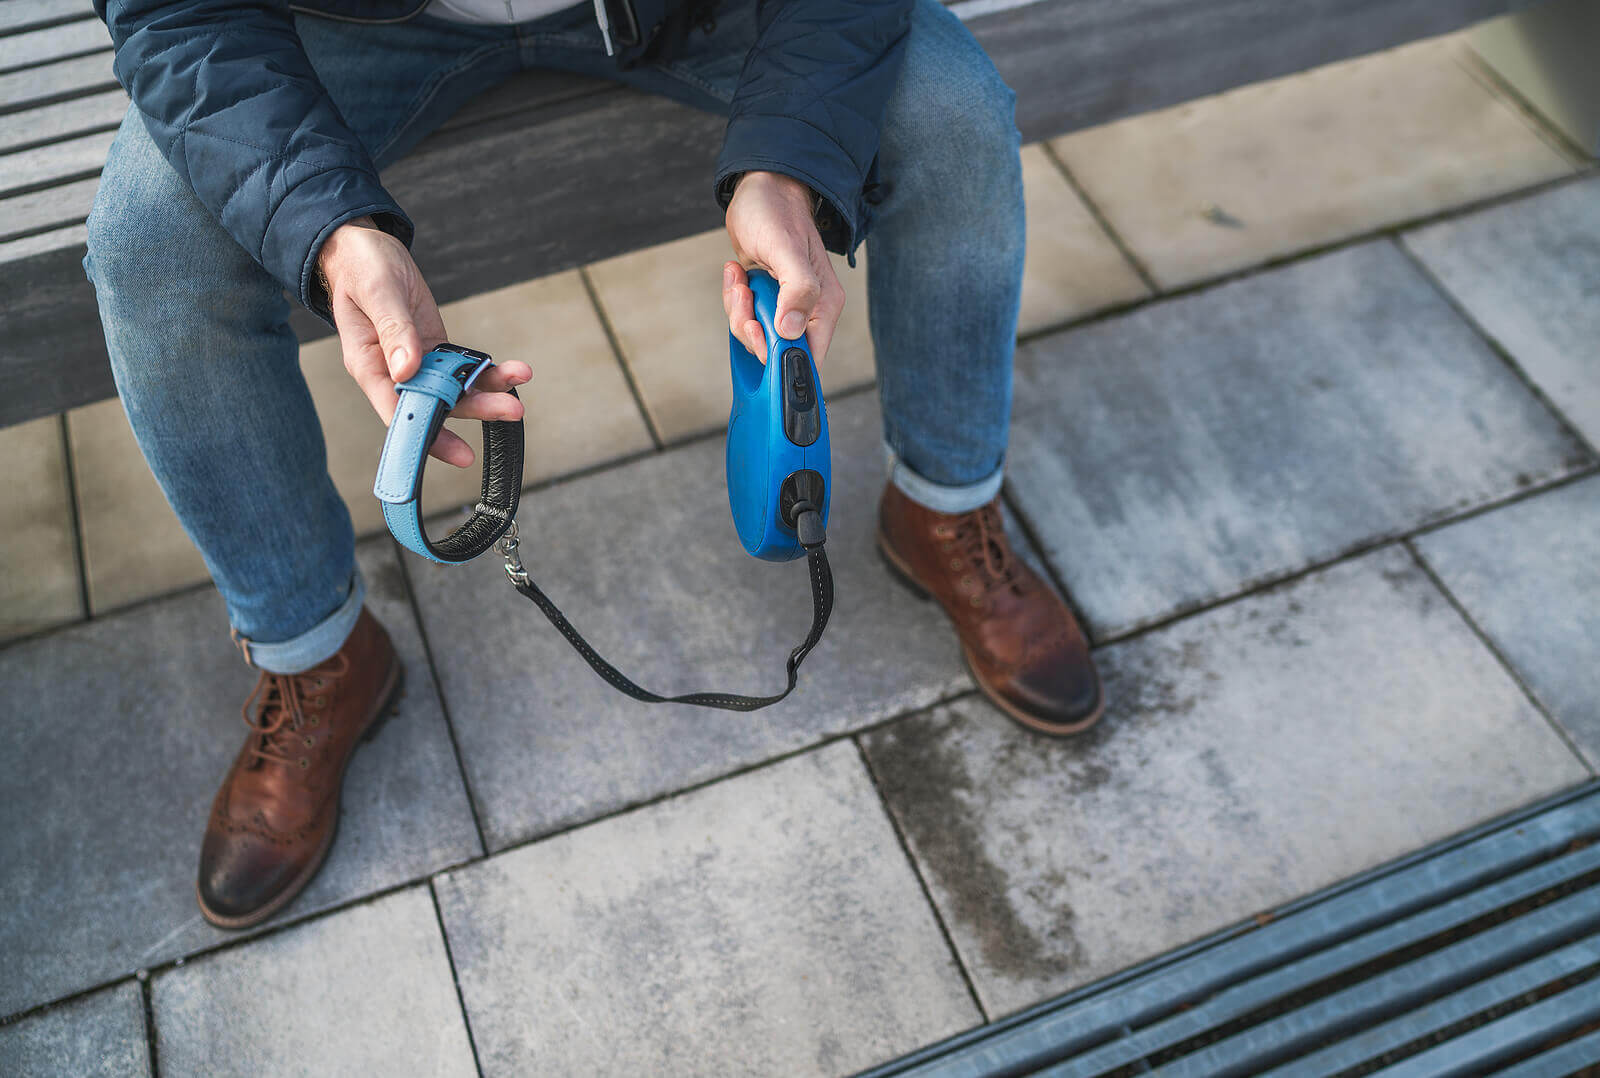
427, 879, 487, 1078
139, 973, 159, 1078
1402, 537, 1597, 776
850, 735, 991, 1024
56, 411, 91, 620
577, 265, 664, 450
1451, 42, 1597, 170
1390, 235, 1600, 464
0, 46, 108, 81
1038, 139, 1161, 295
393, 539, 492, 858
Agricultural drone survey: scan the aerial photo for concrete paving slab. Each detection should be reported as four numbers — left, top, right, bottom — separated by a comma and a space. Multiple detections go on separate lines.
0, 540, 479, 1018
66, 397, 210, 612
860, 545, 1590, 1018
152, 886, 476, 1078
1005, 240, 1591, 640
1018, 145, 1149, 336
0, 415, 81, 641
1403, 175, 1600, 448
1052, 36, 1574, 289
587, 228, 875, 443
406, 390, 973, 851
1414, 475, 1600, 768
434, 742, 978, 1076
0, 983, 148, 1078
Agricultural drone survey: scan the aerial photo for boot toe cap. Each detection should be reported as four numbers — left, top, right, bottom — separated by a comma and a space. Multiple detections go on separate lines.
999, 659, 1104, 735
197, 828, 303, 925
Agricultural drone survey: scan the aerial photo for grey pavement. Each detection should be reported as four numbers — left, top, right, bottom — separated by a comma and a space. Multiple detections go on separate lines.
434, 743, 979, 1076
1414, 474, 1600, 768
859, 545, 1588, 1017
406, 391, 976, 851
152, 887, 477, 1078
1403, 174, 1600, 449
4, 177, 1599, 1074
0, 541, 479, 1017
1005, 239, 1592, 641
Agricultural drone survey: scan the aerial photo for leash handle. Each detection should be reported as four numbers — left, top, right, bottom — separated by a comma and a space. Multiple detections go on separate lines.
496, 519, 832, 711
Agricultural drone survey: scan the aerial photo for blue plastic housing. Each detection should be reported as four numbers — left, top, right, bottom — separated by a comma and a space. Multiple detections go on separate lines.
726, 269, 832, 562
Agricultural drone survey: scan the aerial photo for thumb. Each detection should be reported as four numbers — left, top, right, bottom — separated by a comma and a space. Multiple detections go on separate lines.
365, 274, 423, 383
765, 245, 823, 343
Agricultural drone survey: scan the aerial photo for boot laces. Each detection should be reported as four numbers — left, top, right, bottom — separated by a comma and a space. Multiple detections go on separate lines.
952, 504, 1022, 596
240, 655, 348, 766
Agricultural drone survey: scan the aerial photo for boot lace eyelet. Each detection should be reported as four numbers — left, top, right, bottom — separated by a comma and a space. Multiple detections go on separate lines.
970, 595, 984, 607
303, 736, 315, 748
308, 716, 320, 727
297, 757, 309, 769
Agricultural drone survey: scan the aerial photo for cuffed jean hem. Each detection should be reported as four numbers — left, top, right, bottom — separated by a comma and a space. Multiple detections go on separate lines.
884, 443, 1005, 515
238, 571, 367, 674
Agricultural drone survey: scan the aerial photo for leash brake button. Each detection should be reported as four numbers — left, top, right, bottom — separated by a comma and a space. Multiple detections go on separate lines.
781, 347, 820, 447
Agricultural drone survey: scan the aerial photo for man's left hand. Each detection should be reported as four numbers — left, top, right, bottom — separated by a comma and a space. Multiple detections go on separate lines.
722, 171, 847, 364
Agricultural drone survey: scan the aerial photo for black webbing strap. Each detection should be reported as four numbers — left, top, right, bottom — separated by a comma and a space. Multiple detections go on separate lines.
500, 529, 832, 712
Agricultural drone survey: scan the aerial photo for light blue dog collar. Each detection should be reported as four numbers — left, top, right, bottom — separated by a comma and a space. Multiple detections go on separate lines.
373, 344, 523, 564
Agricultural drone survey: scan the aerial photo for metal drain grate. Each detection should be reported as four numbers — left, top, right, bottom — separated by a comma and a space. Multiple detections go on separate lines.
861, 781, 1600, 1078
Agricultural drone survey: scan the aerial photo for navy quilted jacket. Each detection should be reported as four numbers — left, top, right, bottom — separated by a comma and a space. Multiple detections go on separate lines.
94, 0, 911, 315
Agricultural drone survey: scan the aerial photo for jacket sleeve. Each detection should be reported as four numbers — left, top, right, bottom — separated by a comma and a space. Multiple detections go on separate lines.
95, 0, 413, 317
714, 0, 913, 257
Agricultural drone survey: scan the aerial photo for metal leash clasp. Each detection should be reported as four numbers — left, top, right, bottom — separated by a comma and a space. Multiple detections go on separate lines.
496, 520, 530, 587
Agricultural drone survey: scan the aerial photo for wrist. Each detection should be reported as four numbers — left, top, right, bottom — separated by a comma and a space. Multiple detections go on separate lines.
317, 214, 379, 295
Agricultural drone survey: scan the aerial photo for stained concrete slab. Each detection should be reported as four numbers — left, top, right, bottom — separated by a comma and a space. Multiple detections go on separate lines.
1053, 36, 1574, 289
406, 390, 974, 851
861, 545, 1589, 1017
0, 983, 149, 1078
1005, 240, 1591, 640
1403, 175, 1600, 448
153, 886, 476, 1078
0, 540, 479, 1018
435, 742, 979, 1076
1414, 475, 1600, 767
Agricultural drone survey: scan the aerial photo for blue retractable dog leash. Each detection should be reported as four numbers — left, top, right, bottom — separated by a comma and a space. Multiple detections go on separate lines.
373, 269, 832, 710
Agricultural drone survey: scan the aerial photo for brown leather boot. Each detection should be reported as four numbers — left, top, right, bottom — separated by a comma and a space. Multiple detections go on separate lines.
878, 483, 1103, 735
197, 608, 402, 928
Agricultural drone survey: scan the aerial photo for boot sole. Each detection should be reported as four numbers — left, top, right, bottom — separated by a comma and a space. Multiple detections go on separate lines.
876, 534, 1105, 738
196, 656, 405, 930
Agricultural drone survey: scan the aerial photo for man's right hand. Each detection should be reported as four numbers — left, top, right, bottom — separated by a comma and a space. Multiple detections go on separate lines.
318, 217, 530, 468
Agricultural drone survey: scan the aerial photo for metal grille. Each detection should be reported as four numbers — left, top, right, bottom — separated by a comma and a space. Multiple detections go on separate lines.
861, 782, 1600, 1078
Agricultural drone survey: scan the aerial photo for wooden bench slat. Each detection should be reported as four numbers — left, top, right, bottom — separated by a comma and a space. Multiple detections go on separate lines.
0, 17, 110, 70
0, 0, 93, 35
0, 87, 124, 153
0, 127, 114, 193
0, 219, 85, 261
0, 50, 115, 114
0, 173, 99, 241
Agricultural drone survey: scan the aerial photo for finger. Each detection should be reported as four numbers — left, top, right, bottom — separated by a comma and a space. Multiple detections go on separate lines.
453, 389, 525, 423
471, 361, 532, 393
725, 275, 766, 357
805, 272, 846, 367
361, 273, 423, 383
428, 428, 475, 468
766, 243, 823, 343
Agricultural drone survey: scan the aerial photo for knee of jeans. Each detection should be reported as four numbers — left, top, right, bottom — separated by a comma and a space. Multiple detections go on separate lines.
881, 14, 1021, 203
84, 132, 247, 308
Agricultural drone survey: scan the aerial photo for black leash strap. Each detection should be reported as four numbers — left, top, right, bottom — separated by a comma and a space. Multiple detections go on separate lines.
494, 517, 832, 711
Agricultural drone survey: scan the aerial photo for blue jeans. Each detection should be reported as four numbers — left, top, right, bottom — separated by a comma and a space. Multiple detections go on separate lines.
84, 0, 1024, 672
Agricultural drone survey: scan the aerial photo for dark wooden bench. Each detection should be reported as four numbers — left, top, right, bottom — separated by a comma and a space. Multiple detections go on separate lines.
0, 0, 1517, 429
